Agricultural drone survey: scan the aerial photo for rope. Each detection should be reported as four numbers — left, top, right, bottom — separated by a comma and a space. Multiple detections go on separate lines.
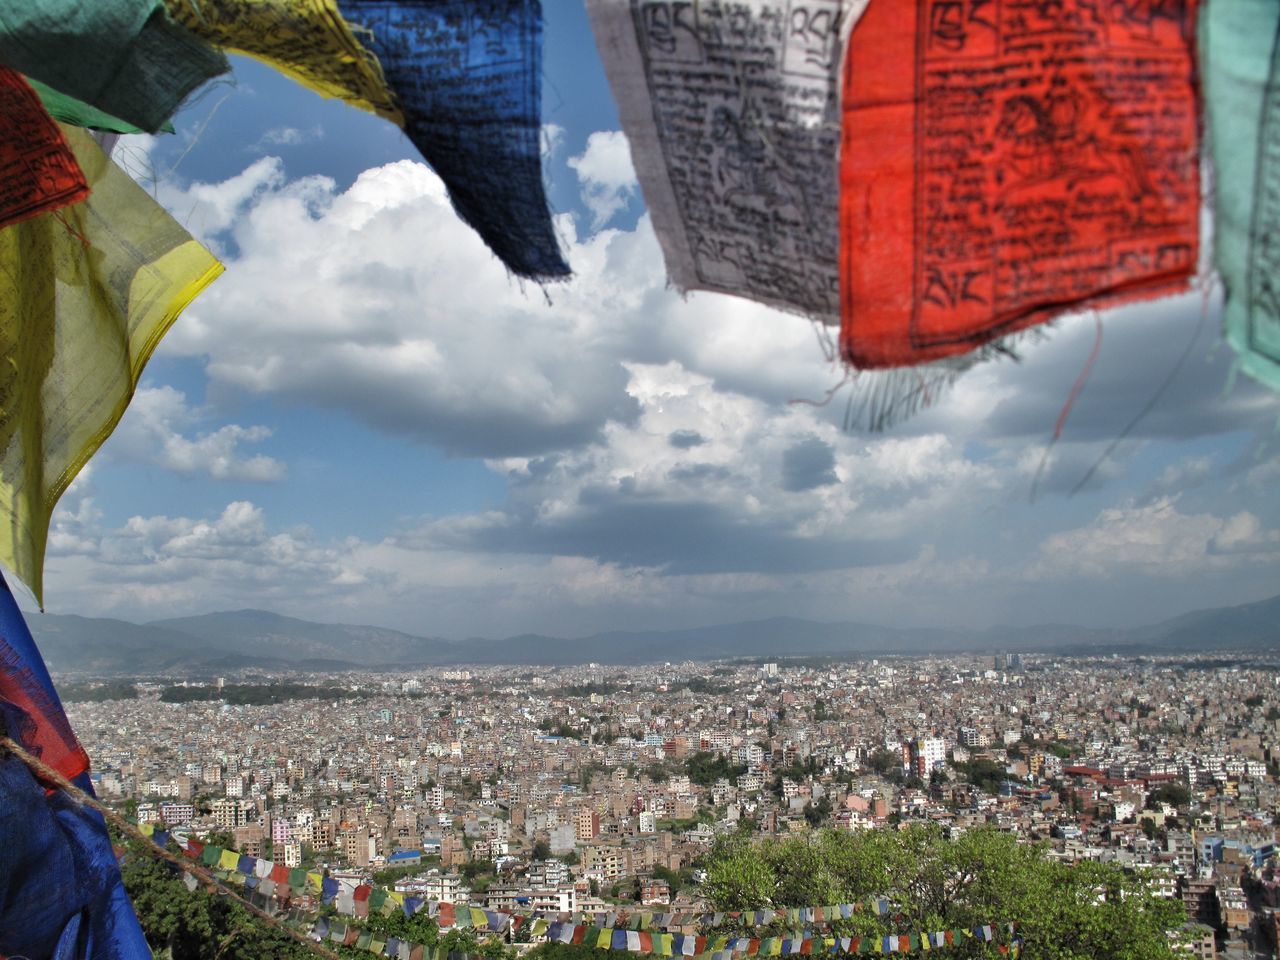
0, 734, 341, 960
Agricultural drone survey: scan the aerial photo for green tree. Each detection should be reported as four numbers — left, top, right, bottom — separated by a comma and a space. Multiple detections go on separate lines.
1146, 783, 1190, 809
702, 825, 1186, 960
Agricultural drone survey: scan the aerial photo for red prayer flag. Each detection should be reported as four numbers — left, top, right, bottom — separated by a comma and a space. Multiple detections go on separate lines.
0, 67, 89, 231
270, 864, 290, 884
571, 925, 587, 945
438, 903, 455, 927
185, 838, 204, 858
639, 931, 653, 953
839, 0, 1200, 368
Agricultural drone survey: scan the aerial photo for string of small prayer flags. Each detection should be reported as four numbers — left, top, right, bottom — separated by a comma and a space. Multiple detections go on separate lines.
540, 922, 1021, 956
304, 917, 1022, 960
176, 834, 904, 932
155, 834, 1022, 958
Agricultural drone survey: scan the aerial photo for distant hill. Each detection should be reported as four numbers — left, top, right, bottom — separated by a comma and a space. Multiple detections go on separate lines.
26, 593, 1279, 675
149, 609, 454, 666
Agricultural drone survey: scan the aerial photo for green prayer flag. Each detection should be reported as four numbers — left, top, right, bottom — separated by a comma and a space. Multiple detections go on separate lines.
27, 76, 171, 133
1202, 0, 1280, 391
0, 0, 228, 132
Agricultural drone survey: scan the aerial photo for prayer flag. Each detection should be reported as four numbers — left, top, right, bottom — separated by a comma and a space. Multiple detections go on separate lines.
585, 0, 868, 320
28, 76, 162, 134
1200, 0, 1280, 391
0, 125, 222, 603
0, 0, 228, 132
336, 0, 568, 281
164, 0, 401, 122
0, 572, 150, 960
839, 0, 1200, 368
0, 68, 89, 231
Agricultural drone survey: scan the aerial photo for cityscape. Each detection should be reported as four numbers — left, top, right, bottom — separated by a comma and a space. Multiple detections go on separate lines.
62, 650, 1280, 960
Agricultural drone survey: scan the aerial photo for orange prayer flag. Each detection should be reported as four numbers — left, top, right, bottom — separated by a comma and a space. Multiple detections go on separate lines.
839, 0, 1200, 368
0, 67, 88, 230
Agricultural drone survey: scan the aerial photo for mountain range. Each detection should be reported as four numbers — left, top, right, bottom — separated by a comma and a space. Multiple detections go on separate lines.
24, 592, 1280, 676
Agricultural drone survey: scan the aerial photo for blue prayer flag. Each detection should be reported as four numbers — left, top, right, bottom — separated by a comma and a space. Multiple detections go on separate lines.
0, 572, 150, 959
336, 0, 569, 280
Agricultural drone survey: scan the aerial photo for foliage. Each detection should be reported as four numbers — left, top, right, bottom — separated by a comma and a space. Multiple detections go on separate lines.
865, 748, 902, 778
686, 751, 747, 786
1145, 783, 1190, 809
159, 683, 360, 705
371, 857, 439, 887
803, 796, 833, 827
702, 826, 1186, 960
120, 852, 314, 959
951, 758, 1007, 795
58, 679, 139, 702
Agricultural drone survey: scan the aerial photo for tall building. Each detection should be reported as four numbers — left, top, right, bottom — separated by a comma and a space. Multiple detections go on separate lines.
575, 807, 600, 841
212, 798, 250, 829
908, 738, 948, 778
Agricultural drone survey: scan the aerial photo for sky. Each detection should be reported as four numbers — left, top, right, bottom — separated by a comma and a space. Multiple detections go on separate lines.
26, 4, 1280, 640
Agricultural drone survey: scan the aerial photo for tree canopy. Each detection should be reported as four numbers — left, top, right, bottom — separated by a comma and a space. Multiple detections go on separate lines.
702, 826, 1187, 960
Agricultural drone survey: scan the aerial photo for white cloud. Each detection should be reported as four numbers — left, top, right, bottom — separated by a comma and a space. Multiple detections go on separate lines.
1031, 497, 1280, 579
30, 150, 1280, 634
252, 125, 324, 150
105, 386, 285, 482
568, 130, 639, 229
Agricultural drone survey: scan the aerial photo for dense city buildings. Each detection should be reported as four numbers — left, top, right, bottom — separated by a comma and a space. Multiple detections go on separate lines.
65, 653, 1280, 959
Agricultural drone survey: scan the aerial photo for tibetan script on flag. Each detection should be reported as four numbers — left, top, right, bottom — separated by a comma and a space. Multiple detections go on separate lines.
337, 0, 569, 281
840, 0, 1200, 368
0, 68, 89, 230
586, 0, 869, 320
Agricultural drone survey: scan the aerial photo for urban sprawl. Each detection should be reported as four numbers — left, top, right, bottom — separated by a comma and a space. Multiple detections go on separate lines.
65, 654, 1280, 959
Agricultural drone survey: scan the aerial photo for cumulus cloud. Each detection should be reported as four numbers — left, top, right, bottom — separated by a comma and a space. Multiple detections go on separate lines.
105, 386, 286, 482
567, 130, 639, 229
33, 148, 1280, 635
44, 500, 368, 618
395, 362, 1004, 575
1031, 497, 1280, 579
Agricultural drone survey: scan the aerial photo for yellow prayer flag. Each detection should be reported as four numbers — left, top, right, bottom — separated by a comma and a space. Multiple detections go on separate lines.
164, 0, 402, 125
307, 872, 323, 893
219, 849, 240, 871
0, 126, 222, 604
